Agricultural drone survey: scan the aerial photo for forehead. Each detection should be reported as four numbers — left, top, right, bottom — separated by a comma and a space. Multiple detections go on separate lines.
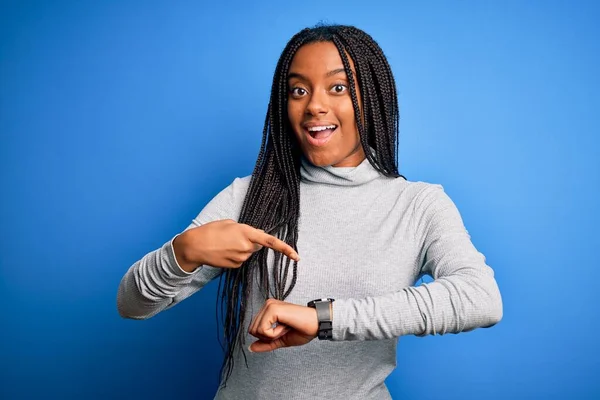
289, 41, 355, 74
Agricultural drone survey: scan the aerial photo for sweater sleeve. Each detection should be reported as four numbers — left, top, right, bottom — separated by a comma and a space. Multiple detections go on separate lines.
332, 184, 503, 340
117, 177, 250, 320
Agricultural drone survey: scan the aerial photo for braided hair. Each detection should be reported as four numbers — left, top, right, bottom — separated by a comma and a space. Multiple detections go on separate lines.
217, 24, 404, 386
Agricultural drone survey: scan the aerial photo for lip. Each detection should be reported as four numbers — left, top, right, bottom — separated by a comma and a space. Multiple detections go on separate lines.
302, 121, 338, 129
303, 125, 337, 147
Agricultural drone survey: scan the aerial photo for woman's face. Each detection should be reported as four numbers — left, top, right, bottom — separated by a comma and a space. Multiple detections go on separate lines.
286, 41, 366, 168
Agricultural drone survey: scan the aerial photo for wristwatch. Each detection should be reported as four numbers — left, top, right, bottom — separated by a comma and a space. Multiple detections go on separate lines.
307, 298, 335, 340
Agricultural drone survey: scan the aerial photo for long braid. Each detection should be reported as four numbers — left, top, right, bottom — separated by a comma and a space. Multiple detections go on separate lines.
217, 24, 405, 388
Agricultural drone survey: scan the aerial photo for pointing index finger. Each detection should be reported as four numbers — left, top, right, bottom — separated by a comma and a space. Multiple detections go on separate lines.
249, 230, 300, 262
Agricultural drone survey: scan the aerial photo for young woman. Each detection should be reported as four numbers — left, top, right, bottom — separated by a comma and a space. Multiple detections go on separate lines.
117, 24, 503, 399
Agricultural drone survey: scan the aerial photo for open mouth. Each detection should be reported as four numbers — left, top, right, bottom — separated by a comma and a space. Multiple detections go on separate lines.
305, 124, 337, 146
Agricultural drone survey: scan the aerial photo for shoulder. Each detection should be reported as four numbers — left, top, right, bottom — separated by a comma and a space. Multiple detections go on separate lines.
227, 175, 252, 196
395, 179, 459, 221
215, 174, 253, 210
405, 180, 447, 205
399, 180, 469, 242
207, 173, 250, 195
191, 175, 252, 225
386, 177, 446, 206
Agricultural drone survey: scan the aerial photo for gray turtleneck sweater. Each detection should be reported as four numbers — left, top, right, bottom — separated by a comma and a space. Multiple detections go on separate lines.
117, 157, 503, 400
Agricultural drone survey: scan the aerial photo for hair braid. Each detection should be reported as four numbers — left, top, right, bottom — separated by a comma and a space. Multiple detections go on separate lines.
217, 24, 405, 388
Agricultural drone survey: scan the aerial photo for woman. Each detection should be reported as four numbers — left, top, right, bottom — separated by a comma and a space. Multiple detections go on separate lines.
117, 24, 503, 399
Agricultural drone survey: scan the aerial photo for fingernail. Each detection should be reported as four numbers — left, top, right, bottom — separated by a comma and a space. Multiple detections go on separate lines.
247, 345, 254, 353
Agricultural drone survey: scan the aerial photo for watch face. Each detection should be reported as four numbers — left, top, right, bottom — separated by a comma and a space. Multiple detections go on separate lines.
308, 298, 335, 308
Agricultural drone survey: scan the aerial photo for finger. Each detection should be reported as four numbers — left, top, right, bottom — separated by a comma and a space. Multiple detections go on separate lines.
249, 302, 270, 338
271, 324, 291, 340
248, 230, 300, 262
250, 299, 284, 340
239, 226, 264, 253
224, 257, 243, 269
251, 229, 264, 251
251, 324, 289, 343
248, 310, 264, 339
258, 311, 284, 340
257, 321, 289, 341
251, 243, 263, 252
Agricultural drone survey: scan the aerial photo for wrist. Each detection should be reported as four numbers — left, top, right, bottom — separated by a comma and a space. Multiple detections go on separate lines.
307, 298, 335, 340
308, 306, 319, 337
173, 232, 201, 273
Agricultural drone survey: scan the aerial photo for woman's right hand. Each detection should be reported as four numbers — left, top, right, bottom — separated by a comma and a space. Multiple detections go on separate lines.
172, 219, 300, 273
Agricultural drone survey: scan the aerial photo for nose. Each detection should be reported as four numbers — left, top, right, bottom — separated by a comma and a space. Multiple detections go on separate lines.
305, 90, 328, 116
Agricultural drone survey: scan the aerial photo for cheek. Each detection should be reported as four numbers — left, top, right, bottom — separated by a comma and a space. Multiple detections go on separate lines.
337, 99, 358, 131
288, 102, 303, 124
287, 102, 305, 142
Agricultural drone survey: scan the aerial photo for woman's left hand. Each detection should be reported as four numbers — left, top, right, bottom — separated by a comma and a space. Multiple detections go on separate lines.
248, 299, 319, 352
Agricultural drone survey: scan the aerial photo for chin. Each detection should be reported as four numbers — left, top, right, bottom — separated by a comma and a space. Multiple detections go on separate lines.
304, 151, 336, 167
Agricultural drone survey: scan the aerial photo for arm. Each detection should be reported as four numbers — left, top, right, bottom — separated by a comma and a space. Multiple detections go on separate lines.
116, 232, 222, 320
116, 177, 250, 320
332, 184, 503, 340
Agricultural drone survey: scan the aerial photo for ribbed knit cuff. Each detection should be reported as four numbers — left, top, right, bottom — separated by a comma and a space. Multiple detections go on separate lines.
331, 299, 350, 341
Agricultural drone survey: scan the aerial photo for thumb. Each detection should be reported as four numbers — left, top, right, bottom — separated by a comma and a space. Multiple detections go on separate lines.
249, 338, 287, 353
251, 229, 264, 252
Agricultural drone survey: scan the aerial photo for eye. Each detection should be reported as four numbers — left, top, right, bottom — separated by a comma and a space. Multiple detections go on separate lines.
331, 84, 348, 94
290, 87, 308, 98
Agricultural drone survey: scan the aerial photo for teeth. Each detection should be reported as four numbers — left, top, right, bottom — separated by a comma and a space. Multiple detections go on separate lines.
307, 125, 336, 132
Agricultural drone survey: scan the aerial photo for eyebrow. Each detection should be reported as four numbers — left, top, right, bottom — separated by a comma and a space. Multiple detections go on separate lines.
287, 67, 353, 81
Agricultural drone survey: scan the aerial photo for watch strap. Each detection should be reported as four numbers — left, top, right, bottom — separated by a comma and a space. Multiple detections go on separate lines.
308, 298, 335, 340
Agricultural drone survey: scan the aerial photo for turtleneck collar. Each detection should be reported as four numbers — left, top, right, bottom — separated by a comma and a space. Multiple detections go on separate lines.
299, 154, 383, 187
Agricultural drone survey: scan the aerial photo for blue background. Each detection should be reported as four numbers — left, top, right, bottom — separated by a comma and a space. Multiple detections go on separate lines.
1, 0, 599, 399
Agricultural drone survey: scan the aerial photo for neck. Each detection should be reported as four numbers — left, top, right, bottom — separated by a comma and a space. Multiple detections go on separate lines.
299, 153, 383, 187
331, 146, 367, 168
